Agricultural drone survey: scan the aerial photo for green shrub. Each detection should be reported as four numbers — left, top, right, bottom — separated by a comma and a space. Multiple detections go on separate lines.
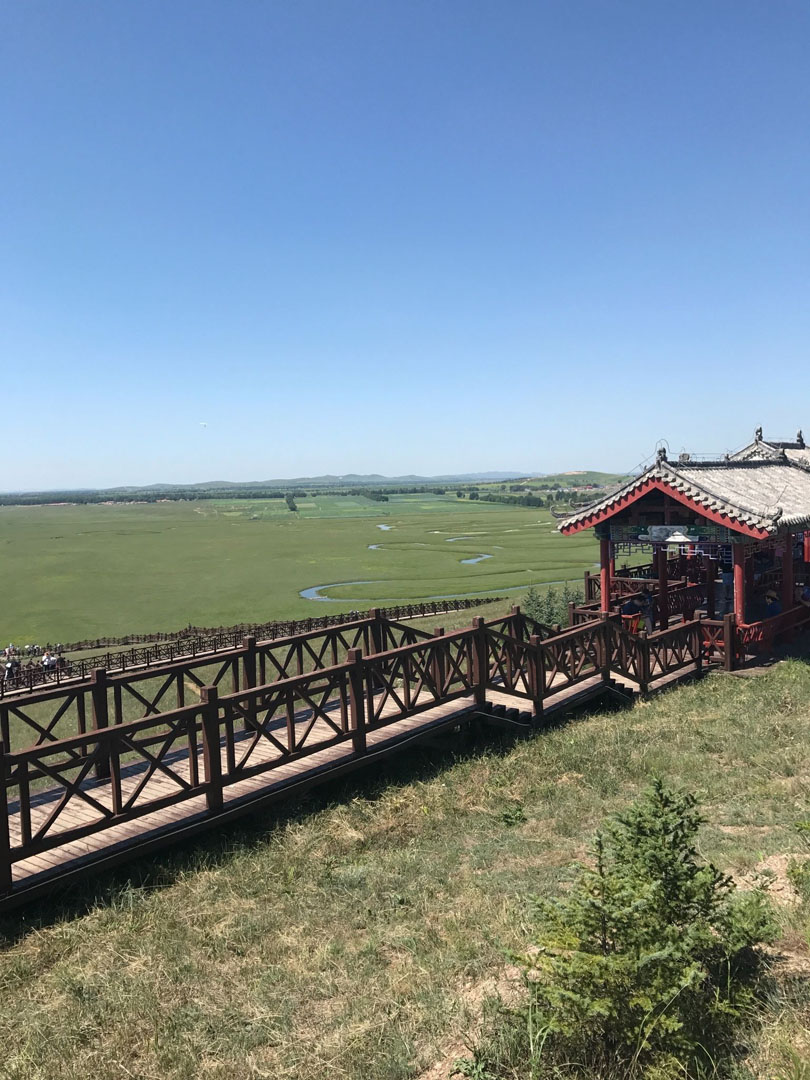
522, 582, 585, 628
523, 587, 544, 624
458, 781, 776, 1079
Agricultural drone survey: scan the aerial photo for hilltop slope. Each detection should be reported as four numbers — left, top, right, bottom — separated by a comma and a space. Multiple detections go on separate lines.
1, 662, 806, 1079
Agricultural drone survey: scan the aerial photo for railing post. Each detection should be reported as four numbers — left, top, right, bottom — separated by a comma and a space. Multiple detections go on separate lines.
90, 667, 111, 780
242, 635, 257, 733
201, 685, 223, 812
472, 617, 488, 705
599, 613, 611, 683
368, 608, 385, 656
0, 742, 12, 897
723, 613, 737, 672
432, 627, 445, 697
637, 630, 650, 694
347, 649, 367, 754
511, 605, 524, 641
568, 602, 575, 628
528, 635, 545, 727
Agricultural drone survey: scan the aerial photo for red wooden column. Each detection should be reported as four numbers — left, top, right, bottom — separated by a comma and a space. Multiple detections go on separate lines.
600, 537, 611, 613
782, 533, 795, 610
733, 544, 746, 624
745, 553, 755, 616
657, 545, 668, 630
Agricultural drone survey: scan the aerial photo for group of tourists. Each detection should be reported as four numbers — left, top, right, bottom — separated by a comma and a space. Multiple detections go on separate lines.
4, 642, 66, 658
618, 563, 810, 633
2, 642, 71, 687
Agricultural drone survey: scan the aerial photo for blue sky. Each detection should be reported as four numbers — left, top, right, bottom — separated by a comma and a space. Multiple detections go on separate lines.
3, 1, 809, 489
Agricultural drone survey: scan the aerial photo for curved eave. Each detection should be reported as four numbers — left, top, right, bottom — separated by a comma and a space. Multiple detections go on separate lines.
558, 477, 772, 540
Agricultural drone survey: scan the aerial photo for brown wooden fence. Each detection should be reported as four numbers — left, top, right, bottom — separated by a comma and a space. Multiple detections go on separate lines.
1, 597, 506, 698
0, 610, 709, 897
0, 610, 559, 758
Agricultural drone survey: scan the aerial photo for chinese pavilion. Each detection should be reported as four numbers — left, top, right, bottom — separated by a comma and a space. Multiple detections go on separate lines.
558, 429, 810, 650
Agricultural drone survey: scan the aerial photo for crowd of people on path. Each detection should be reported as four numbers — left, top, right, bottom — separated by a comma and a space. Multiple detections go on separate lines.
2, 642, 71, 685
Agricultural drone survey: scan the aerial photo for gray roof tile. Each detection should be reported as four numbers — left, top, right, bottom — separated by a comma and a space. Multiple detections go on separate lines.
558, 456, 810, 535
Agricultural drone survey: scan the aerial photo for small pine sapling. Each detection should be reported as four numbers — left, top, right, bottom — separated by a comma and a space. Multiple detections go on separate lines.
518, 780, 776, 1075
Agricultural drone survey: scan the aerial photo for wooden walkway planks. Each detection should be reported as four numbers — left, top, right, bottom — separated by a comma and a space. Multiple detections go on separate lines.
6, 687, 512, 899
0, 611, 707, 911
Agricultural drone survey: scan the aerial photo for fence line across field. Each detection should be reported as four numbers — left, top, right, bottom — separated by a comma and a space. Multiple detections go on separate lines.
1, 596, 506, 698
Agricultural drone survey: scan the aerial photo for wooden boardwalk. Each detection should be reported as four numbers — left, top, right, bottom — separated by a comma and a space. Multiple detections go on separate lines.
0, 610, 706, 911
5, 686, 542, 906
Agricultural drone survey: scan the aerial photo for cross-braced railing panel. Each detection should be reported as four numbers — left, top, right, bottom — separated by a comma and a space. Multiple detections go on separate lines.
485, 628, 534, 699
701, 620, 728, 663
606, 624, 645, 685
0, 688, 90, 767
4, 704, 205, 860
222, 667, 352, 782
364, 633, 476, 729
256, 621, 370, 683
365, 648, 434, 727
647, 622, 702, 679
538, 622, 604, 695
440, 634, 477, 697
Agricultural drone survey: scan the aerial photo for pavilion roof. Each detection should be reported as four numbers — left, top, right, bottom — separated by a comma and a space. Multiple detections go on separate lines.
558, 454, 810, 538
730, 428, 810, 467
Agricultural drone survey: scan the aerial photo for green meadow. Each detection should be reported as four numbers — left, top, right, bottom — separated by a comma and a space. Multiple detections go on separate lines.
0, 494, 598, 642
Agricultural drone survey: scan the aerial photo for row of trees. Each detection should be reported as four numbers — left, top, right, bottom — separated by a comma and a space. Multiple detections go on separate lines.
0, 484, 448, 507
0, 482, 602, 510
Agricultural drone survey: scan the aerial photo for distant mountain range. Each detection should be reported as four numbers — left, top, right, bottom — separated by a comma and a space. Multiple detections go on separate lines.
41, 472, 538, 495
1, 470, 631, 500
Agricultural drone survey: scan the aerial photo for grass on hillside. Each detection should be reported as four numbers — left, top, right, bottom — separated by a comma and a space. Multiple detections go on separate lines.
0, 662, 809, 1079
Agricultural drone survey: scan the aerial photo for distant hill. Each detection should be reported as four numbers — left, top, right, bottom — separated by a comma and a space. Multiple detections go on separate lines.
0, 470, 631, 505
111, 471, 534, 492
524, 470, 629, 489
6, 472, 537, 498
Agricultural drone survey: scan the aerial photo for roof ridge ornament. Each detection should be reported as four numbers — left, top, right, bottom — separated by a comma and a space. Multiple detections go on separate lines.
755, 425, 763, 442
798, 429, 805, 448
656, 446, 668, 464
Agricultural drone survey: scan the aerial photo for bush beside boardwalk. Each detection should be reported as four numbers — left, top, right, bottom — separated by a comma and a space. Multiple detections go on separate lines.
0, 661, 809, 1078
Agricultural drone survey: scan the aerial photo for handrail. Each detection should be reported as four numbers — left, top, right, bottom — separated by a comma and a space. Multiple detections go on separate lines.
0, 604, 777, 898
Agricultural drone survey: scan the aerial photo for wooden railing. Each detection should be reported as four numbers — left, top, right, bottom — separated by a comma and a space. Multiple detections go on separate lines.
0, 617, 437, 755
0, 611, 562, 758
584, 556, 682, 602
0, 609, 721, 898
737, 605, 810, 653
5, 597, 805, 900
0, 597, 506, 697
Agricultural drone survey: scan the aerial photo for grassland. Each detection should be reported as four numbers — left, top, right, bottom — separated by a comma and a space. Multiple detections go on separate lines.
0, 494, 598, 642
0, 662, 808, 1079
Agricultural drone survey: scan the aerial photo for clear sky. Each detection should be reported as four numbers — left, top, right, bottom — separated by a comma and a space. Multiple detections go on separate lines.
3, 1, 809, 489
